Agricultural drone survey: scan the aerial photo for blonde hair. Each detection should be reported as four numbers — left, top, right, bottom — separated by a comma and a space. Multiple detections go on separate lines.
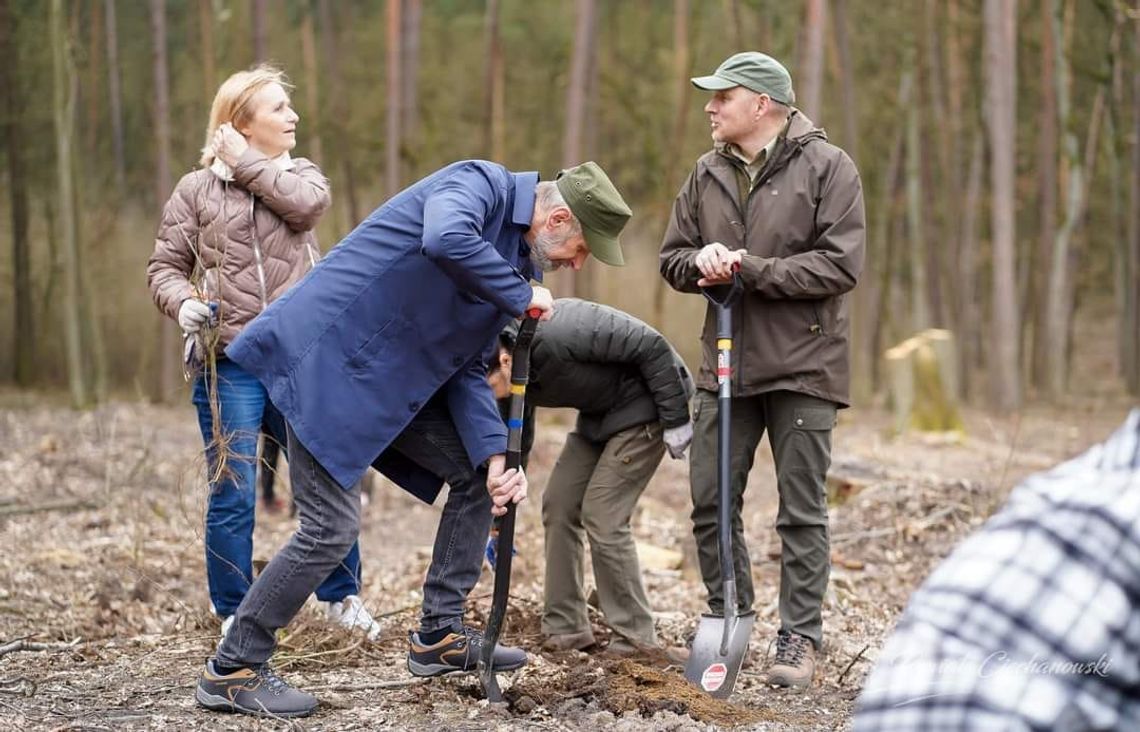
199, 64, 293, 167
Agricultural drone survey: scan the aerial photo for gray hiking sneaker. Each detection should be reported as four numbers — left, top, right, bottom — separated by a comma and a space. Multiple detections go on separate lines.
767, 630, 816, 688
195, 660, 318, 718
407, 626, 527, 677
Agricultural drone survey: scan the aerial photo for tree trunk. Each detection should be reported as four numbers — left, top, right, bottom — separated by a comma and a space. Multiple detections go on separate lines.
401, 0, 421, 154
385, 0, 402, 196
198, 0, 216, 104
652, 0, 692, 327
723, 0, 742, 50
251, 0, 267, 63
983, 0, 1020, 410
151, 0, 177, 402
1127, 3, 1140, 395
52, 0, 92, 407
299, 2, 323, 166
483, 0, 505, 160
558, 0, 598, 299
857, 67, 907, 396
319, 0, 358, 231
0, 0, 33, 385
904, 61, 930, 334
104, 0, 125, 190
830, 0, 857, 163
85, 0, 104, 159
1042, 0, 1114, 399
798, 0, 826, 122
958, 131, 984, 400
921, 0, 948, 328
1030, 0, 1057, 393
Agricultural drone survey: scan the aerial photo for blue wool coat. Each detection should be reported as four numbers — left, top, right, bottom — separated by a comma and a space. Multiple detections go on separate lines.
226, 161, 539, 501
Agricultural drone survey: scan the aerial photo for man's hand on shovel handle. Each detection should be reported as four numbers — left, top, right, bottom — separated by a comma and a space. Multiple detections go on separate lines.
487, 454, 528, 516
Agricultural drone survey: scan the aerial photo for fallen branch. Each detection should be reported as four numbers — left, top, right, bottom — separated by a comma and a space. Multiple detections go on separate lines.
0, 637, 81, 658
306, 678, 428, 692
0, 499, 98, 517
837, 643, 870, 686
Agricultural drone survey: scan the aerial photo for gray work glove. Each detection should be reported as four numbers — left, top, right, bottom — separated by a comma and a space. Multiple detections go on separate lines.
178, 298, 213, 334
663, 421, 694, 460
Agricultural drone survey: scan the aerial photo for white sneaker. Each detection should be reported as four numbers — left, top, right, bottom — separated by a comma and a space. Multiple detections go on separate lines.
324, 595, 381, 640
220, 615, 234, 641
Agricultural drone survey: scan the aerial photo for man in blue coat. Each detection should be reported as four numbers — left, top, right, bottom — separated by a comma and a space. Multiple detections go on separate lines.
193, 160, 632, 718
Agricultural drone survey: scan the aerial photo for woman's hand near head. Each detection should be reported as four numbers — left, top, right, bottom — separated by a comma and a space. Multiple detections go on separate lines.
212, 123, 249, 168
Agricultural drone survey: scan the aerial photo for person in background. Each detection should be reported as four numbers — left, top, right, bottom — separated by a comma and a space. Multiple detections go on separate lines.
854, 409, 1140, 730
660, 51, 865, 688
194, 159, 632, 718
486, 299, 693, 657
146, 64, 379, 646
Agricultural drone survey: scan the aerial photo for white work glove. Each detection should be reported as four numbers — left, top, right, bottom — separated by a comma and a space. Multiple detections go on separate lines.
178, 298, 213, 334
663, 421, 694, 460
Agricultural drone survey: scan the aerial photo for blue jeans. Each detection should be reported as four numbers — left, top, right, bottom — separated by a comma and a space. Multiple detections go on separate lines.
192, 358, 363, 617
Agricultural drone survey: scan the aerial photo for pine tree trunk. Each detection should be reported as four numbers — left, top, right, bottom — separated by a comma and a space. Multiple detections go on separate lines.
798, 0, 826, 122
558, 0, 598, 299
483, 0, 505, 160
401, 0, 421, 157
653, 0, 691, 328
0, 0, 33, 385
299, 3, 323, 166
904, 62, 930, 334
104, 0, 125, 190
151, 0, 178, 402
319, 0, 358, 233
958, 131, 984, 400
199, 0, 216, 105
1030, 0, 1057, 393
251, 0, 267, 63
385, 0, 402, 196
52, 0, 92, 407
1127, 4, 1140, 395
984, 0, 1020, 411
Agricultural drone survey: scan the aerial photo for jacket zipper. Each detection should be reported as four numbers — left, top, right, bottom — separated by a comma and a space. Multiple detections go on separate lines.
249, 195, 269, 311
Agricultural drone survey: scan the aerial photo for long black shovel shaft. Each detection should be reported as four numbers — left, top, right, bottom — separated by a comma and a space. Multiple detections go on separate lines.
715, 303, 737, 656
479, 311, 540, 701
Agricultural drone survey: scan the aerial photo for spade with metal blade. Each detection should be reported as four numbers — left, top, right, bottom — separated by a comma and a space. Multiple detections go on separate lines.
684, 266, 755, 699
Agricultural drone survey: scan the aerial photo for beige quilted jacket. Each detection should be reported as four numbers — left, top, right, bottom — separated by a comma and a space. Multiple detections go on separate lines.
147, 148, 331, 353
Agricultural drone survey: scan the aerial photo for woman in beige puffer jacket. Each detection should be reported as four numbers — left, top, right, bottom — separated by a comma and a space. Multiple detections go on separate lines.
146, 65, 379, 642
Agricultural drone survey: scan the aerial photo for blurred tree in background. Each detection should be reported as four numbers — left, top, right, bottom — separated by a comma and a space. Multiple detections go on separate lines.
0, 0, 1136, 407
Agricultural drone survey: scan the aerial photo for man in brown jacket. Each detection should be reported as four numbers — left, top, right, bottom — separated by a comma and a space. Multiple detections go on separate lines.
660, 52, 865, 688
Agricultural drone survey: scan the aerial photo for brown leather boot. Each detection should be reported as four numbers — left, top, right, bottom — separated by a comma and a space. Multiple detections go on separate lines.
766, 631, 815, 688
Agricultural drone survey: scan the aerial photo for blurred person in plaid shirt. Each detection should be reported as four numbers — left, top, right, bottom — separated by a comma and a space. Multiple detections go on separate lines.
854, 409, 1140, 731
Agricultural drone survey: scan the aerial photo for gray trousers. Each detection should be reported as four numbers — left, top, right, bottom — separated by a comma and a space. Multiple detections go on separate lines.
216, 423, 361, 668
689, 389, 836, 649
541, 424, 665, 645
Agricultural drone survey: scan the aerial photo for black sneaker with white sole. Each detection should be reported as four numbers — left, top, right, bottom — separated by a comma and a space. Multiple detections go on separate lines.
195, 660, 318, 718
407, 626, 527, 677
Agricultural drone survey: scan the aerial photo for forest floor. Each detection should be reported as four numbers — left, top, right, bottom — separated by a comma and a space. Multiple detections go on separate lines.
0, 382, 1130, 731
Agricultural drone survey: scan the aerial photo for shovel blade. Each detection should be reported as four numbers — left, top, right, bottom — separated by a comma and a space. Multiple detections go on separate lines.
684, 611, 756, 699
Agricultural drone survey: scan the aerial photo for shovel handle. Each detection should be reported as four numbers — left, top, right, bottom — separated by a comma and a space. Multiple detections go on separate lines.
479, 310, 540, 701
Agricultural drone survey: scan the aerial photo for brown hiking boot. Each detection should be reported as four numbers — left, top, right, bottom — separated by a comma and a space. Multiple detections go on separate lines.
767, 631, 815, 688
541, 629, 597, 652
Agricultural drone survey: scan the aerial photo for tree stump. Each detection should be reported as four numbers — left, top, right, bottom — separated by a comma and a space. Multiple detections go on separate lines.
884, 329, 965, 435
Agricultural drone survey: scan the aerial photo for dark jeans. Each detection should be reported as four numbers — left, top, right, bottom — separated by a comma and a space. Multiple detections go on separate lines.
689, 388, 836, 649
192, 358, 362, 617
215, 423, 362, 667
387, 397, 493, 634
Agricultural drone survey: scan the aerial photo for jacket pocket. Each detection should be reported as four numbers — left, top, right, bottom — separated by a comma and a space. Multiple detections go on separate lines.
347, 317, 399, 372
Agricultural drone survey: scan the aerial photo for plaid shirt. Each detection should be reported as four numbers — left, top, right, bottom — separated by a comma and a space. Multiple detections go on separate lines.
854, 410, 1140, 731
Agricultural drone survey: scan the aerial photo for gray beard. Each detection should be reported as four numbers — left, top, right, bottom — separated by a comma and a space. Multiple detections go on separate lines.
530, 230, 561, 273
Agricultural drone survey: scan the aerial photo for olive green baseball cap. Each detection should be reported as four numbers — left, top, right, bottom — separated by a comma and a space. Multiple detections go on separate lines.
691, 52, 796, 105
554, 161, 631, 267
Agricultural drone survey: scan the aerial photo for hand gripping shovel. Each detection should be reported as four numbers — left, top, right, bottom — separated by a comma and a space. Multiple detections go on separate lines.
479, 309, 541, 702
684, 266, 755, 699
